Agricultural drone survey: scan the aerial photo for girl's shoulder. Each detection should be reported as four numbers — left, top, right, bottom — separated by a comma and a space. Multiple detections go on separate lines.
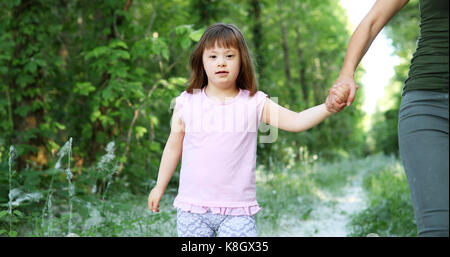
179, 88, 203, 98
240, 89, 267, 98
242, 89, 268, 105
177, 89, 196, 101
174, 90, 189, 107
174, 89, 202, 108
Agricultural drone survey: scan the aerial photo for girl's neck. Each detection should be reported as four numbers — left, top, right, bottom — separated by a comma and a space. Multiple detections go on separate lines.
204, 84, 240, 101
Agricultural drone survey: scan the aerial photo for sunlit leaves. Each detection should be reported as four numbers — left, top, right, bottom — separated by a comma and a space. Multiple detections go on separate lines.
174, 24, 206, 49
74, 82, 96, 96
134, 126, 147, 139
150, 37, 169, 59
189, 28, 205, 42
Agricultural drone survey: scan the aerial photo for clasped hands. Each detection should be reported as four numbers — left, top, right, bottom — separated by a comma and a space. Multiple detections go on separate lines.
325, 75, 359, 113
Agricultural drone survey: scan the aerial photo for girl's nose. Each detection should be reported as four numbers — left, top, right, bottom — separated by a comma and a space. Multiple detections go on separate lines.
217, 57, 226, 67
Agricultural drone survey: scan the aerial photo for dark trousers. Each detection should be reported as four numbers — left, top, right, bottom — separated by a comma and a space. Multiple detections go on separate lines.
398, 90, 449, 237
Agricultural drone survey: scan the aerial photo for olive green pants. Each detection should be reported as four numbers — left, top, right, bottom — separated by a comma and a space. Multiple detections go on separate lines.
398, 90, 449, 237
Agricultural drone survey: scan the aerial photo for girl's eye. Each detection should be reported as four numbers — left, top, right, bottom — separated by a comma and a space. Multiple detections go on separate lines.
227, 55, 234, 58
209, 55, 216, 59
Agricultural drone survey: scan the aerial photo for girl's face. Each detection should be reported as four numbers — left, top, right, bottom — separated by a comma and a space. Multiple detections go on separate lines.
202, 43, 241, 90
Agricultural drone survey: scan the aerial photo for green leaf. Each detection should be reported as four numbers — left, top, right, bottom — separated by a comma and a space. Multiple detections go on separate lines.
102, 87, 117, 102
48, 141, 60, 152
180, 37, 191, 50
169, 77, 188, 86
90, 110, 101, 122
150, 115, 159, 126
134, 67, 147, 77
85, 46, 110, 60
0, 210, 8, 218
24, 61, 37, 74
0, 229, 6, 235
75, 82, 96, 96
189, 28, 205, 42
55, 122, 66, 130
82, 123, 93, 138
175, 26, 186, 35
34, 59, 46, 67
12, 0, 21, 7
162, 48, 169, 60
15, 105, 32, 117
109, 40, 128, 50
114, 50, 131, 60
175, 25, 191, 35
134, 126, 147, 138
149, 142, 161, 152
0, 66, 8, 74
31, 100, 44, 111
150, 40, 160, 55
9, 230, 17, 237
16, 74, 34, 88
13, 210, 22, 217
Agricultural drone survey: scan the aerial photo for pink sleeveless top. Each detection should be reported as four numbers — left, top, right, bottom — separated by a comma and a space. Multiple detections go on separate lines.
172, 87, 267, 216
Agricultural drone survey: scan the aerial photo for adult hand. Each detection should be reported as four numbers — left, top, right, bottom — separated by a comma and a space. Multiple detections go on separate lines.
333, 74, 359, 107
325, 82, 349, 113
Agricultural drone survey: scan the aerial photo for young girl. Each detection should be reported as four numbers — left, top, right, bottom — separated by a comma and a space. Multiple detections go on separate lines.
148, 23, 347, 237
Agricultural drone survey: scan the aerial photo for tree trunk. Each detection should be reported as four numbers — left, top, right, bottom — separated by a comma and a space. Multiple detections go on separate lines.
295, 25, 309, 103
250, 0, 265, 76
278, 1, 296, 104
280, 22, 292, 86
312, 57, 324, 105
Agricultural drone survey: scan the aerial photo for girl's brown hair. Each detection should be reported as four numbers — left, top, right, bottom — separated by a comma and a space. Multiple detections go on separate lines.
186, 23, 258, 96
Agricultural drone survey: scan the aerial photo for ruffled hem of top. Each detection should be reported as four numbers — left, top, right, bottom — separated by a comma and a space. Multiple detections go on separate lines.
173, 199, 261, 216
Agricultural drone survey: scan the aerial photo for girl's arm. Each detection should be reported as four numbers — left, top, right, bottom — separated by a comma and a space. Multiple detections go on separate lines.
332, 0, 409, 109
148, 109, 185, 212
261, 97, 333, 133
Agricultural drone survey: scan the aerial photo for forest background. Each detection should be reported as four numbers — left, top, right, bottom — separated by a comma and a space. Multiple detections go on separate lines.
0, 0, 419, 237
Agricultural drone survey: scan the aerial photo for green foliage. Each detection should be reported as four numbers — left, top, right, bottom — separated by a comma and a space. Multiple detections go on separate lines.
370, 108, 400, 155
369, 0, 420, 155
2, 142, 414, 236
0, 0, 368, 194
349, 156, 416, 237
256, 155, 366, 235
0, 0, 417, 237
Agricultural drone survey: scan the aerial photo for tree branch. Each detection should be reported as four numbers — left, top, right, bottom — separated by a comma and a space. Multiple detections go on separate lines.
145, 0, 157, 37
118, 80, 160, 174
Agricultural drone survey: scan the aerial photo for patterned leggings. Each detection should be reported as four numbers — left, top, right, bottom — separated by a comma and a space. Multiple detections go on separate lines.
176, 209, 257, 237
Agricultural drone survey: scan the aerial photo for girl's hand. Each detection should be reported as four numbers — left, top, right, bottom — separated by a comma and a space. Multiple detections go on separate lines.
326, 74, 359, 113
325, 84, 348, 113
148, 185, 164, 212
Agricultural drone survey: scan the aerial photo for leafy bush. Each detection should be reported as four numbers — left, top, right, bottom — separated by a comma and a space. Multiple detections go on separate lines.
349, 160, 416, 236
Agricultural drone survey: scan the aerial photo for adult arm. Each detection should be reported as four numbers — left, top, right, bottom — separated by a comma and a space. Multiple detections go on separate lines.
330, 0, 409, 111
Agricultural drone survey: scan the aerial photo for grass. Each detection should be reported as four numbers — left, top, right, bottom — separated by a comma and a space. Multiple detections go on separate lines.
1, 143, 416, 237
256, 154, 417, 237
1, 139, 177, 237
13, 192, 177, 237
348, 155, 417, 237
255, 156, 363, 236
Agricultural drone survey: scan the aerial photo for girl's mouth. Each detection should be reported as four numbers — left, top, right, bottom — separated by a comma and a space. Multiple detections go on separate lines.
215, 71, 229, 77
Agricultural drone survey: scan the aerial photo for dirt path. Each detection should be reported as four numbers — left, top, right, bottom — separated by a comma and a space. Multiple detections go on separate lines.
278, 173, 367, 237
